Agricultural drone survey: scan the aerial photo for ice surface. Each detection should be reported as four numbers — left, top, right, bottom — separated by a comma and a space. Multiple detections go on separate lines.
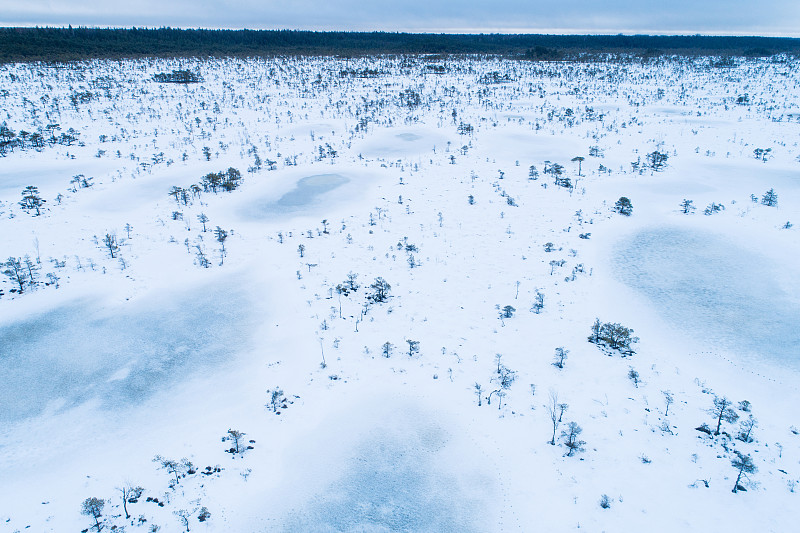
277, 174, 350, 208
281, 410, 491, 533
614, 227, 800, 368
241, 174, 349, 220
357, 128, 449, 158
395, 133, 423, 142
0, 284, 254, 423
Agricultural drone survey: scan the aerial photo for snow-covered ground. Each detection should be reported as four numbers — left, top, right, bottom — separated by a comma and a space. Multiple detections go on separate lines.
1, 55, 799, 532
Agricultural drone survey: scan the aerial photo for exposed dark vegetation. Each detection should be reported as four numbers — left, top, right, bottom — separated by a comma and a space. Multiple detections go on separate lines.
1, 27, 799, 62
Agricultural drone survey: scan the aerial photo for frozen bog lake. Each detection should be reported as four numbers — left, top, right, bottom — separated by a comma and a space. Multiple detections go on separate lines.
614, 227, 800, 368
278, 397, 497, 533
0, 283, 254, 423
241, 173, 352, 220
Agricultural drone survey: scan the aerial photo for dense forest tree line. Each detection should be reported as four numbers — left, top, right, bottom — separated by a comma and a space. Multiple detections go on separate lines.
1, 27, 799, 62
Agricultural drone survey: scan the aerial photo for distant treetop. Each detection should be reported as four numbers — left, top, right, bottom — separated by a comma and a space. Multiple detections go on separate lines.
1, 27, 799, 62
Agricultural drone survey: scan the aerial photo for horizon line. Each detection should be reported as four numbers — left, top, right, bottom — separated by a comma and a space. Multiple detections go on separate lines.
2, 25, 799, 39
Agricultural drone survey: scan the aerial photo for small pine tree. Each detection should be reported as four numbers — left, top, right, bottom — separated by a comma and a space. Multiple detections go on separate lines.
709, 396, 739, 436
531, 290, 545, 313
226, 429, 245, 454
3, 257, 27, 292
103, 233, 119, 259
628, 367, 640, 387
589, 320, 639, 354
406, 339, 420, 357
646, 150, 668, 170
599, 494, 611, 509
368, 277, 391, 303
731, 451, 757, 493
501, 305, 516, 318
561, 422, 585, 456
737, 415, 758, 443
382, 342, 393, 358
19, 185, 45, 216
761, 188, 778, 207
614, 197, 633, 216
197, 213, 209, 232
553, 347, 569, 368
81, 497, 105, 532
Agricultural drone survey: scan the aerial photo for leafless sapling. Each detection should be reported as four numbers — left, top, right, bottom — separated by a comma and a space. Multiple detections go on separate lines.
153, 455, 183, 486
174, 509, 191, 532
547, 390, 561, 445
118, 484, 143, 520
214, 226, 228, 265
663, 390, 674, 416
488, 365, 517, 409
557, 402, 568, 422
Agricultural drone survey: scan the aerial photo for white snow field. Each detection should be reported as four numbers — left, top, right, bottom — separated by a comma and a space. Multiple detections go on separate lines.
1, 55, 799, 532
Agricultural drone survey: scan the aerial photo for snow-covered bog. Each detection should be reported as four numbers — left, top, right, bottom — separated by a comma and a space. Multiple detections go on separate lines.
0, 54, 798, 532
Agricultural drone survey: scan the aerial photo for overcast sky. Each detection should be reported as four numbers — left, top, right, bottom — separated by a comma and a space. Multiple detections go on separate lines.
1, 0, 798, 36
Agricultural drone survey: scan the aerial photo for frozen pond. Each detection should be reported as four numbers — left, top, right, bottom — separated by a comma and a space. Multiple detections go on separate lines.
614, 227, 800, 368
0, 284, 255, 423
282, 414, 492, 532
277, 174, 349, 208
396, 132, 423, 142
357, 128, 449, 158
242, 174, 349, 219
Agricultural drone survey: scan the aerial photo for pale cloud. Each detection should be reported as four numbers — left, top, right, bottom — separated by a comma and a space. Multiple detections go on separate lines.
0, 0, 798, 36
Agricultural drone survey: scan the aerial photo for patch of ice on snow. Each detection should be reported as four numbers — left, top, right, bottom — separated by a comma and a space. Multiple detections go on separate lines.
614, 226, 800, 368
